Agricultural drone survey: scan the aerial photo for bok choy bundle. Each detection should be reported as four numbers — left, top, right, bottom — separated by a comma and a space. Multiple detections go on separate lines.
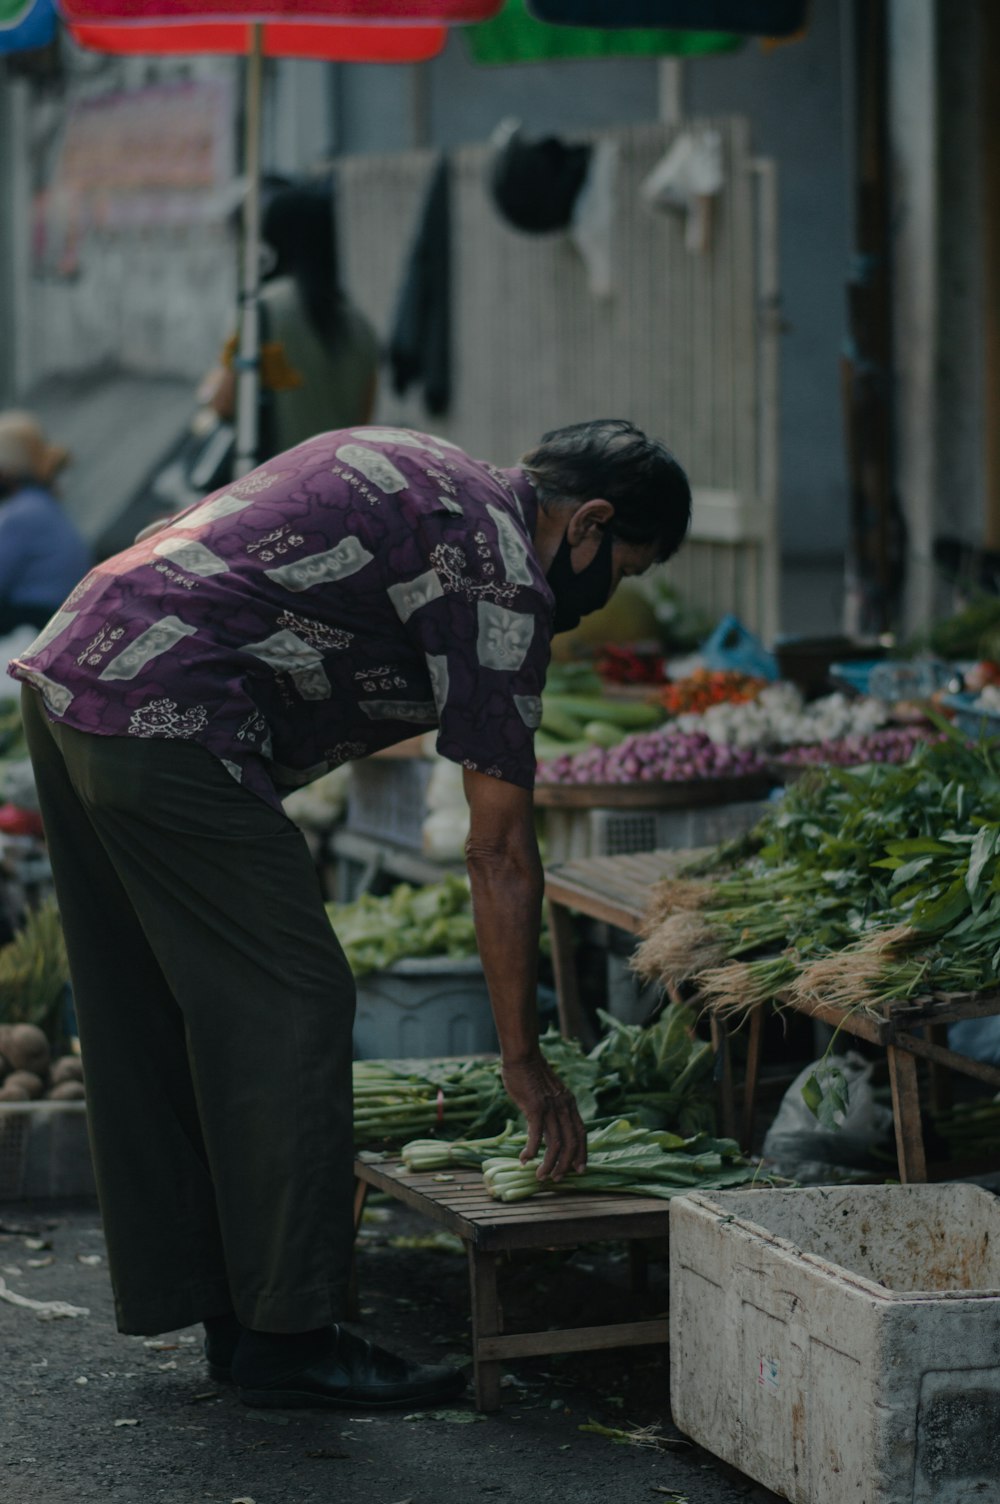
401, 1118, 760, 1202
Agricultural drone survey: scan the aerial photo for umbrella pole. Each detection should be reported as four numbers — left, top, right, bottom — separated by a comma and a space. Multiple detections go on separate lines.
234, 21, 264, 478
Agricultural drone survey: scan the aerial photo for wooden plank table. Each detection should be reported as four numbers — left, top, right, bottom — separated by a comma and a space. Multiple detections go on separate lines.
353, 1155, 670, 1412
543, 849, 1000, 1183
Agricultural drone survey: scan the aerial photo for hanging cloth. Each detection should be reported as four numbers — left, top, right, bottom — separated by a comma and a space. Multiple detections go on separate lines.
463, 0, 740, 64
526, 0, 806, 33
388, 155, 452, 417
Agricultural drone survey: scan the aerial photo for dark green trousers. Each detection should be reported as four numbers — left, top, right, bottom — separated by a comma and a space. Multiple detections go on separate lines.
22, 686, 356, 1336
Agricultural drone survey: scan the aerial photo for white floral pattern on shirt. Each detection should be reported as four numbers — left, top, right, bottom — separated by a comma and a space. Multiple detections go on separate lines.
128, 698, 208, 739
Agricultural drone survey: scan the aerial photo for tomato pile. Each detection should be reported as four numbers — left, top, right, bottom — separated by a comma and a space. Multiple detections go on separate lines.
596, 644, 666, 686
655, 668, 769, 717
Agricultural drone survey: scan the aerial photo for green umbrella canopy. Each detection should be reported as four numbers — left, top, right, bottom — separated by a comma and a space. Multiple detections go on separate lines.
463, 0, 741, 65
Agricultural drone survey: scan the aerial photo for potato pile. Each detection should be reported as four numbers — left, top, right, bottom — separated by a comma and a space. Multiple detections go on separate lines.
0, 1023, 84, 1102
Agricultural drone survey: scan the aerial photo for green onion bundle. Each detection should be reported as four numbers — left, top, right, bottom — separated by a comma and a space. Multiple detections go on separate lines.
353, 1058, 506, 1148
634, 730, 1000, 1019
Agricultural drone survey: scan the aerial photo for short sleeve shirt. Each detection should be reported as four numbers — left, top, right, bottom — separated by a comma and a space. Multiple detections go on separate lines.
8, 428, 554, 809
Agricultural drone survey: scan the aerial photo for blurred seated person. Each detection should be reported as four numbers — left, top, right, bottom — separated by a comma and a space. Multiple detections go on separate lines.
200, 178, 379, 456
0, 411, 91, 635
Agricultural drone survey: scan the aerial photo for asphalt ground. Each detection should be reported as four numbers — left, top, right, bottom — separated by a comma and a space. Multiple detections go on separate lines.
1, 1196, 782, 1504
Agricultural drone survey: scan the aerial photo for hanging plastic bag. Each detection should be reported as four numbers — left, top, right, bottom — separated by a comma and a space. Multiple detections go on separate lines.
761, 1051, 893, 1184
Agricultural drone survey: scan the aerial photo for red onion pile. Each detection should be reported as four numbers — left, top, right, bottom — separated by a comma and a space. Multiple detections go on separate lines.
535, 728, 769, 785
775, 726, 946, 768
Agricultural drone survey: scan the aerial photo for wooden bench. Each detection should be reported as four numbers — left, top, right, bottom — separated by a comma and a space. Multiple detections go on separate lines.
544, 848, 1000, 1183
352, 1155, 670, 1412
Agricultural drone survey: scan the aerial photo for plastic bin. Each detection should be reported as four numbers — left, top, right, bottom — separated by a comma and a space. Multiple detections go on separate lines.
0, 1102, 95, 1201
670, 1183, 1000, 1504
941, 692, 1000, 740
827, 658, 884, 696
543, 799, 767, 864
775, 636, 885, 699
353, 956, 497, 1060
345, 759, 434, 852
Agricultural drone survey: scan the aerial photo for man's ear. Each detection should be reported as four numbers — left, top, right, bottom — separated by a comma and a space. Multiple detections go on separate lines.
565, 498, 614, 545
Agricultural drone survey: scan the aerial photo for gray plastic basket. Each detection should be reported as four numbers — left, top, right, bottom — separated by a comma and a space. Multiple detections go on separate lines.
344, 759, 434, 852
0, 1102, 95, 1201
543, 799, 768, 864
353, 955, 497, 1060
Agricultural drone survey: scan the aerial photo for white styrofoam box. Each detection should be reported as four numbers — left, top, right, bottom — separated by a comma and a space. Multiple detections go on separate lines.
670, 1184, 1000, 1504
543, 799, 767, 864
353, 956, 497, 1060
0, 1102, 95, 1201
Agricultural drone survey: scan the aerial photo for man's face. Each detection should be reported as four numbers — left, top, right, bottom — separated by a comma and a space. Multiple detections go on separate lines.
612, 538, 662, 595
568, 534, 661, 600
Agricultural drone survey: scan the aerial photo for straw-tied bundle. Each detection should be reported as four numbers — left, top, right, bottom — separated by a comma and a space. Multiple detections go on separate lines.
631, 731, 1000, 1022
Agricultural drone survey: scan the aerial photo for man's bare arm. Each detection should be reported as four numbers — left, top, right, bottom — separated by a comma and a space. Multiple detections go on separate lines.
462, 767, 587, 1181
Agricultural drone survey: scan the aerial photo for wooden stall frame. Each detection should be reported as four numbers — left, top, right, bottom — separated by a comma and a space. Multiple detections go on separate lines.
543, 849, 1000, 1185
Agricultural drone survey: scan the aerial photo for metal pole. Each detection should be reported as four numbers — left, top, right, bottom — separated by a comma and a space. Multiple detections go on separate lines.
657, 58, 684, 127
234, 22, 264, 478
981, 0, 1000, 550
751, 156, 781, 646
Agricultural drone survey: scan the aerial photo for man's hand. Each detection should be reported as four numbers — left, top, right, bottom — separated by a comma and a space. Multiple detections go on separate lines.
501, 1053, 588, 1182
460, 767, 588, 1183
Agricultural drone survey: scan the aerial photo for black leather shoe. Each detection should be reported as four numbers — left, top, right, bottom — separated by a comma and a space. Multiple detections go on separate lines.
234, 1324, 467, 1410
203, 1314, 243, 1382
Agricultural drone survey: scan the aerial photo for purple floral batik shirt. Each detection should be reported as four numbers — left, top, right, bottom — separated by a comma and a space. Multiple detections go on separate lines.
9, 428, 554, 808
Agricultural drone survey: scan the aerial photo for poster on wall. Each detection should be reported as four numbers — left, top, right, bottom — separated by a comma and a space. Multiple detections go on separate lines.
33, 75, 236, 279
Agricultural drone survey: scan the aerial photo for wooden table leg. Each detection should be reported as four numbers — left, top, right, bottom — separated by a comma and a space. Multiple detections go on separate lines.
628, 1240, 649, 1295
740, 1007, 766, 1154
546, 898, 596, 1048
927, 1023, 954, 1114
347, 1177, 369, 1321
710, 1013, 738, 1141
468, 1247, 503, 1413
887, 1044, 928, 1183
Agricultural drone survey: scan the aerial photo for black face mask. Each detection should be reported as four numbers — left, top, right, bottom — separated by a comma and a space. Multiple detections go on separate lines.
545, 527, 614, 635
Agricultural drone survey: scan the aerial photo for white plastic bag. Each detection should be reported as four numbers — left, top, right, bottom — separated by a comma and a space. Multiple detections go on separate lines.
421, 756, 470, 861
761, 1051, 893, 1184
640, 127, 723, 253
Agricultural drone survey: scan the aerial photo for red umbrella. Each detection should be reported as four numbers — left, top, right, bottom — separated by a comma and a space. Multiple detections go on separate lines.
57, 0, 504, 468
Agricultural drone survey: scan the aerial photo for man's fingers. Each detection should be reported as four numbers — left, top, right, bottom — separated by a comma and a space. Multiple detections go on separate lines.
503, 1067, 589, 1177
537, 1094, 583, 1181
569, 1102, 588, 1173
520, 1115, 543, 1166
537, 1111, 562, 1180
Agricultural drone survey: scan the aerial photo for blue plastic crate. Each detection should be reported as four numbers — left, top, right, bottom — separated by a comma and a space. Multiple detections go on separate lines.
828, 659, 884, 696
940, 692, 1000, 739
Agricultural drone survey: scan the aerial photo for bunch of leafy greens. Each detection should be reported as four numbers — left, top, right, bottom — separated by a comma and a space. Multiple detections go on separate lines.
353, 1001, 718, 1148
634, 727, 1000, 1019
327, 876, 478, 976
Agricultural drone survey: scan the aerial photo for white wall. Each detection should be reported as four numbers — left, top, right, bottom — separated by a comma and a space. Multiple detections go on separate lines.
685, 0, 851, 558
324, 8, 851, 561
